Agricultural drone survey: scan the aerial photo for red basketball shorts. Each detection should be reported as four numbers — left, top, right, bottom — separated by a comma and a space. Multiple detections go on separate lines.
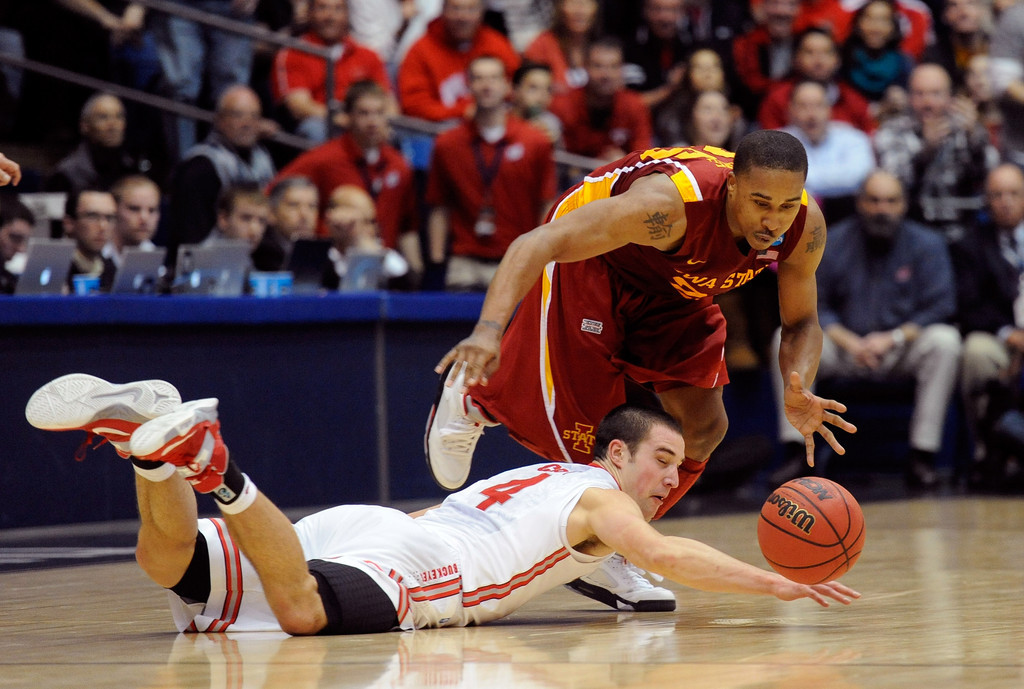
473, 258, 728, 464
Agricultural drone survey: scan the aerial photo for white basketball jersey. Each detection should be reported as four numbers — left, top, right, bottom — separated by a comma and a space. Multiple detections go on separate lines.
415, 461, 618, 627
168, 463, 618, 632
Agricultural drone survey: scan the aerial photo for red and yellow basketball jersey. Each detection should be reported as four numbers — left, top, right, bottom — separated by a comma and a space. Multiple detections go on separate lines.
549, 146, 809, 302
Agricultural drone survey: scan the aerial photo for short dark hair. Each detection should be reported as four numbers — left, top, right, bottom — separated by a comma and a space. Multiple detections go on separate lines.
0, 196, 35, 228
216, 182, 267, 216
64, 187, 113, 218
593, 404, 682, 461
343, 79, 387, 114
512, 60, 552, 87
733, 130, 808, 180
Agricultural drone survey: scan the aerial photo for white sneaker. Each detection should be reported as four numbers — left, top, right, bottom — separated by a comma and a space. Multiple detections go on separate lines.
566, 553, 676, 612
424, 363, 497, 491
25, 373, 181, 459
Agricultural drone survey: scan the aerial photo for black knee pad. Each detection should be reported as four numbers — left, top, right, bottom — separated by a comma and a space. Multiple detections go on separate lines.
169, 531, 211, 604
307, 559, 399, 635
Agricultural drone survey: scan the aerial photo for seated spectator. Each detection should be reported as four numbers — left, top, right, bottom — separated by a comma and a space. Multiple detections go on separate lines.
664, 89, 742, 149
62, 188, 118, 293
510, 60, 562, 146
792, 0, 935, 60
620, 0, 689, 115
921, 0, 991, 89
522, 0, 598, 94
324, 185, 410, 290
0, 196, 33, 295
952, 164, 1024, 488
549, 37, 651, 162
426, 55, 555, 291
653, 48, 747, 147
271, 0, 394, 143
165, 85, 277, 252
45, 92, 145, 196
396, 0, 519, 122
841, 0, 914, 120
732, 0, 800, 119
204, 184, 270, 257
252, 176, 319, 272
780, 80, 875, 221
961, 54, 1002, 149
989, 0, 1024, 169
874, 62, 997, 243
769, 171, 962, 489
105, 174, 160, 268
758, 27, 875, 133
270, 80, 420, 275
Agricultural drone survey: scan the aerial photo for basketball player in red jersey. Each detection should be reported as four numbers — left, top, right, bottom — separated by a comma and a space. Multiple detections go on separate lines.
426, 129, 857, 611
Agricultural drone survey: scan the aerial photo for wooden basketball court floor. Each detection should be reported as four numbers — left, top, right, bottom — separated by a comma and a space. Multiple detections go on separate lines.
2, 496, 1022, 689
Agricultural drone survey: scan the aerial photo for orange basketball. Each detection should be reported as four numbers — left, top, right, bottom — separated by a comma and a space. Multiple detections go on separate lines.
757, 477, 866, 585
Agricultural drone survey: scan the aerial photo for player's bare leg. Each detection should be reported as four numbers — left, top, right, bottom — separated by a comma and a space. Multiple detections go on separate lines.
656, 385, 728, 515
130, 400, 327, 635
219, 493, 326, 635
134, 474, 200, 588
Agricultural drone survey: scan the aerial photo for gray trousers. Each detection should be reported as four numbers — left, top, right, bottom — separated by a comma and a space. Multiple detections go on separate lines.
771, 324, 963, 452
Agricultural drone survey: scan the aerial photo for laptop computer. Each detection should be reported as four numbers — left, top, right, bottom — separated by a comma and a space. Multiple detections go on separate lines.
286, 239, 332, 294
173, 241, 251, 297
111, 247, 168, 295
14, 239, 75, 296
341, 250, 386, 292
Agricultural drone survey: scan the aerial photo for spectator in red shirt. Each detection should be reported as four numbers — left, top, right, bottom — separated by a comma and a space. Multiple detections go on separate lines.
791, 0, 935, 60
522, 0, 599, 95
426, 55, 556, 291
397, 0, 520, 122
757, 27, 876, 133
549, 36, 652, 162
270, 80, 420, 275
732, 0, 801, 119
271, 0, 394, 142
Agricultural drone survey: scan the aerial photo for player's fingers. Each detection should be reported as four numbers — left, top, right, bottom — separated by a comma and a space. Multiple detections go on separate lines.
819, 427, 846, 455
804, 436, 815, 467
435, 349, 458, 375
822, 398, 848, 413
787, 370, 803, 392
823, 412, 857, 434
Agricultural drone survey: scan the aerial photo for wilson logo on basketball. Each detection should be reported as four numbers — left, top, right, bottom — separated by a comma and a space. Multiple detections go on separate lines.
765, 493, 815, 534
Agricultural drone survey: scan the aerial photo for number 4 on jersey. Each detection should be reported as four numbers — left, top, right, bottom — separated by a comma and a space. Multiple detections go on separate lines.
474, 463, 570, 510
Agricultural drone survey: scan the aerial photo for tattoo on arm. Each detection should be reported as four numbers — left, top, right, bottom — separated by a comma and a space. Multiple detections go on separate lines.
643, 210, 673, 241
805, 224, 824, 253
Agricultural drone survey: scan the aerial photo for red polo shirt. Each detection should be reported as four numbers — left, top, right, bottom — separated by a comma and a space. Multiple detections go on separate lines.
550, 87, 652, 159
272, 33, 392, 106
426, 115, 556, 260
271, 133, 415, 247
398, 17, 520, 122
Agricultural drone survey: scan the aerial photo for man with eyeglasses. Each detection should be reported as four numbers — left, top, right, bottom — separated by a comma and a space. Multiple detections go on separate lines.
62, 187, 118, 293
0, 197, 34, 295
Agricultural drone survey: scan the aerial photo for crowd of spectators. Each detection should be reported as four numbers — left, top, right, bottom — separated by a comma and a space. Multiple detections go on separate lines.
5, 0, 1024, 489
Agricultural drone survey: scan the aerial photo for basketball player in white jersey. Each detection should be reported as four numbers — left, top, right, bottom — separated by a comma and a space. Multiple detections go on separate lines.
25, 372, 859, 634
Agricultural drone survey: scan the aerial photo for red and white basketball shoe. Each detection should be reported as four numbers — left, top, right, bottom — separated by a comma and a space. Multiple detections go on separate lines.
129, 398, 230, 495
25, 373, 181, 459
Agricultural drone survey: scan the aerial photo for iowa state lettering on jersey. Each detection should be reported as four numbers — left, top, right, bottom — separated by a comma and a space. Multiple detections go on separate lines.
639, 145, 734, 169
671, 266, 766, 299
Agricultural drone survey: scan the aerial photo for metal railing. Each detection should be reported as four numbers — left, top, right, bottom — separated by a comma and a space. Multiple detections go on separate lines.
1, 0, 605, 172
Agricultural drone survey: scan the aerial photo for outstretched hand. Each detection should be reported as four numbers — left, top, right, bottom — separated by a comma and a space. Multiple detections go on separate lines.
0, 152, 21, 187
434, 324, 503, 390
774, 577, 861, 607
783, 371, 857, 466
